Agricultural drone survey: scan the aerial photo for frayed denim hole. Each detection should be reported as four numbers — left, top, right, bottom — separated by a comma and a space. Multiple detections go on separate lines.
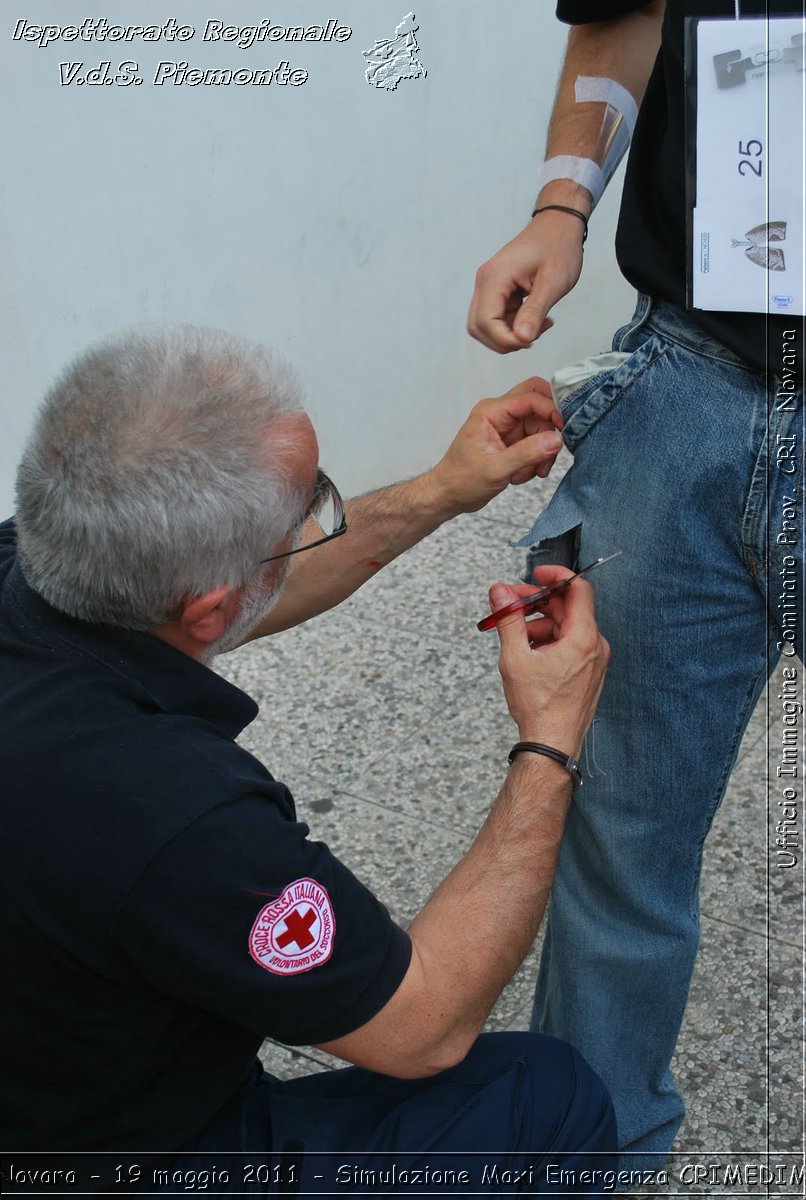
522, 526, 582, 585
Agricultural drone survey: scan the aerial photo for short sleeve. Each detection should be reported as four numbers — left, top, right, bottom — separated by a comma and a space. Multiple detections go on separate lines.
116, 787, 412, 1046
556, 0, 652, 22
0, 518, 16, 562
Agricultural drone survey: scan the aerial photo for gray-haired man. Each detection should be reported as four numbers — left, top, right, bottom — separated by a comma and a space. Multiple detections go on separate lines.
2, 326, 615, 1193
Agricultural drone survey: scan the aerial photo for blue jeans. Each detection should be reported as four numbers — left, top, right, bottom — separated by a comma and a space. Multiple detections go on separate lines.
516, 295, 803, 1161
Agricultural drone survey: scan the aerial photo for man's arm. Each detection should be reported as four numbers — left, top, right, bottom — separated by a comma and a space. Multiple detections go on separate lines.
318, 569, 610, 1076
467, 1, 664, 353
246, 377, 564, 637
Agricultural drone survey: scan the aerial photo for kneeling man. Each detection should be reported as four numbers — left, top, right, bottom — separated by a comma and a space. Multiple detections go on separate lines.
2, 326, 613, 1193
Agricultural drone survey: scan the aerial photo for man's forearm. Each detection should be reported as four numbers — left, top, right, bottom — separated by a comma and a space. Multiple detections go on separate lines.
317, 573, 608, 1077
244, 383, 563, 640
405, 754, 573, 1066
537, 2, 665, 213
320, 753, 574, 1076
248, 470, 451, 637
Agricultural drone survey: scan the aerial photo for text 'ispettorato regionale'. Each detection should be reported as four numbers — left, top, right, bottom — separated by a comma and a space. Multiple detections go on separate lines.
12, 18, 353, 48
12, 18, 353, 87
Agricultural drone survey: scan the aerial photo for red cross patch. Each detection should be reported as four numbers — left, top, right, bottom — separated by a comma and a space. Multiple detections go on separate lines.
249, 878, 335, 977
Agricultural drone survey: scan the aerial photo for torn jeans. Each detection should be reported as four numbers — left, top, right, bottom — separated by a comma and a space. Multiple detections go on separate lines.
514, 294, 803, 1161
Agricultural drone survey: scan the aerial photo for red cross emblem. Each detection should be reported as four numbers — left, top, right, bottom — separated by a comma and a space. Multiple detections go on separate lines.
276, 907, 317, 951
249, 879, 335, 977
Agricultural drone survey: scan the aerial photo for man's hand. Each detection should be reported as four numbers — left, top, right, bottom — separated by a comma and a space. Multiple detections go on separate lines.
427, 377, 564, 516
246, 379, 563, 639
467, 5, 664, 355
492, 566, 610, 757
318, 563, 609, 1079
467, 210, 586, 353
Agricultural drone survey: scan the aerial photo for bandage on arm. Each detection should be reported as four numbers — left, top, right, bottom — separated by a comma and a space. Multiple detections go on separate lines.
535, 3, 665, 215
539, 77, 638, 205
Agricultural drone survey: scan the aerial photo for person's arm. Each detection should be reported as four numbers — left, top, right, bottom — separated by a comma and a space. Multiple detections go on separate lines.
246, 377, 563, 637
318, 568, 610, 1076
467, 1, 664, 353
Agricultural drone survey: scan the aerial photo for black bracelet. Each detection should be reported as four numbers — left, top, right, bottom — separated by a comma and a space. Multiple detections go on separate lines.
508, 741, 583, 788
531, 204, 588, 243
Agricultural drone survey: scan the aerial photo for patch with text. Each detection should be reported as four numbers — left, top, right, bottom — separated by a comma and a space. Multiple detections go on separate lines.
249, 878, 335, 976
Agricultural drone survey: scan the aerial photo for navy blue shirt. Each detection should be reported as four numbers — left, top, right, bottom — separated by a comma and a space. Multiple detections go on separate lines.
0, 520, 411, 1151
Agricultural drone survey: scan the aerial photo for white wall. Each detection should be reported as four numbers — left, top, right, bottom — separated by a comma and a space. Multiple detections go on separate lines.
0, 0, 634, 512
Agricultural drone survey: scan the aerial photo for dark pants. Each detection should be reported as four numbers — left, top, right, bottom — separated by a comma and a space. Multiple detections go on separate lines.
170, 1032, 617, 1195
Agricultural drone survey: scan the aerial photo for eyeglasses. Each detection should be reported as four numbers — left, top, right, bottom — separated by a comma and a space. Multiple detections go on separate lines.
261, 468, 348, 563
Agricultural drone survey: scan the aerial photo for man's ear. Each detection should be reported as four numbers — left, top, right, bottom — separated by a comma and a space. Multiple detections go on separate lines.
178, 586, 240, 646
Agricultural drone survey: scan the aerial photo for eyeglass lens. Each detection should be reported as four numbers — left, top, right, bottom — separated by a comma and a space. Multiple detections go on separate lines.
309, 473, 344, 538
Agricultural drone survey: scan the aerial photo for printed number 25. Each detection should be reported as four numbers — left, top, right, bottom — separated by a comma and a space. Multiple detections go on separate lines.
738, 140, 763, 177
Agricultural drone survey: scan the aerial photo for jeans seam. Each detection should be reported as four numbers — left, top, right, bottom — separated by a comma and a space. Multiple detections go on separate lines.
615, 294, 652, 352
643, 324, 763, 377
687, 659, 770, 919
566, 340, 671, 450
741, 419, 773, 575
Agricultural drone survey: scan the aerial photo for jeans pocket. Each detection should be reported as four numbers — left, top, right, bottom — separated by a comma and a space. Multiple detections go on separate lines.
552, 352, 629, 434
558, 333, 667, 454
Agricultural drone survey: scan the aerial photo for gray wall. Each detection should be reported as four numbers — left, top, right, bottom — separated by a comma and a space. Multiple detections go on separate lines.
0, 0, 634, 512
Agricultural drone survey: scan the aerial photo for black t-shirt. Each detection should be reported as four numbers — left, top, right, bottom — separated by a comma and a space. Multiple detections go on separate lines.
0, 520, 411, 1151
557, 0, 805, 375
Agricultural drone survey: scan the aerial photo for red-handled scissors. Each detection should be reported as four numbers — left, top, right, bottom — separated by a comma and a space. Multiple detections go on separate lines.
477, 551, 622, 632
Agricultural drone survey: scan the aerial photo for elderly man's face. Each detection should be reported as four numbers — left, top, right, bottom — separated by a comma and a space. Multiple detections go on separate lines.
211, 414, 318, 658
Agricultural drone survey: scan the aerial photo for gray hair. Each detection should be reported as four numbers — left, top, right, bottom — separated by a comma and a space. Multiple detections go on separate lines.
15, 325, 308, 629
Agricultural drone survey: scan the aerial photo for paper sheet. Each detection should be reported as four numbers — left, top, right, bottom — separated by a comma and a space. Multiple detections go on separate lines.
691, 17, 805, 315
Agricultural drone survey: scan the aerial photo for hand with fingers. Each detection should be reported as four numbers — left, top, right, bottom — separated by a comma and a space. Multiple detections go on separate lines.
428, 377, 565, 516
491, 566, 610, 761
467, 210, 586, 354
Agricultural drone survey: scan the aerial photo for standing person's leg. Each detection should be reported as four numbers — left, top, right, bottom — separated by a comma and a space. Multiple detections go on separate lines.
521, 297, 801, 1162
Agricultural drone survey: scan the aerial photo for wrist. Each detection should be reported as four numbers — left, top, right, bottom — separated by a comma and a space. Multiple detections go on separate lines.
422, 450, 497, 522
504, 752, 575, 826
508, 740, 582, 789
516, 723, 584, 761
533, 179, 594, 220
531, 204, 588, 244
412, 465, 463, 526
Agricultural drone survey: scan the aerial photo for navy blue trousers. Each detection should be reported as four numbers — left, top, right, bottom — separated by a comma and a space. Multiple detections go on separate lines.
171, 1032, 618, 1195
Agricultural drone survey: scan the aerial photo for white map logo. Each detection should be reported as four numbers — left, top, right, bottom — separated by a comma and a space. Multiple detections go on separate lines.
363, 12, 426, 92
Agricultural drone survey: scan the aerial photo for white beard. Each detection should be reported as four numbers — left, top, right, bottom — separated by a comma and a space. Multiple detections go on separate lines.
209, 573, 287, 659
208, 532, 300, 661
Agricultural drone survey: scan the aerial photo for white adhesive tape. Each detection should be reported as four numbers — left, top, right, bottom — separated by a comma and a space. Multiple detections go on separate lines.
538, 156, 606, 206
575, 75, 638, 193
538, 78, 639, 207
574, 76, 639, 134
